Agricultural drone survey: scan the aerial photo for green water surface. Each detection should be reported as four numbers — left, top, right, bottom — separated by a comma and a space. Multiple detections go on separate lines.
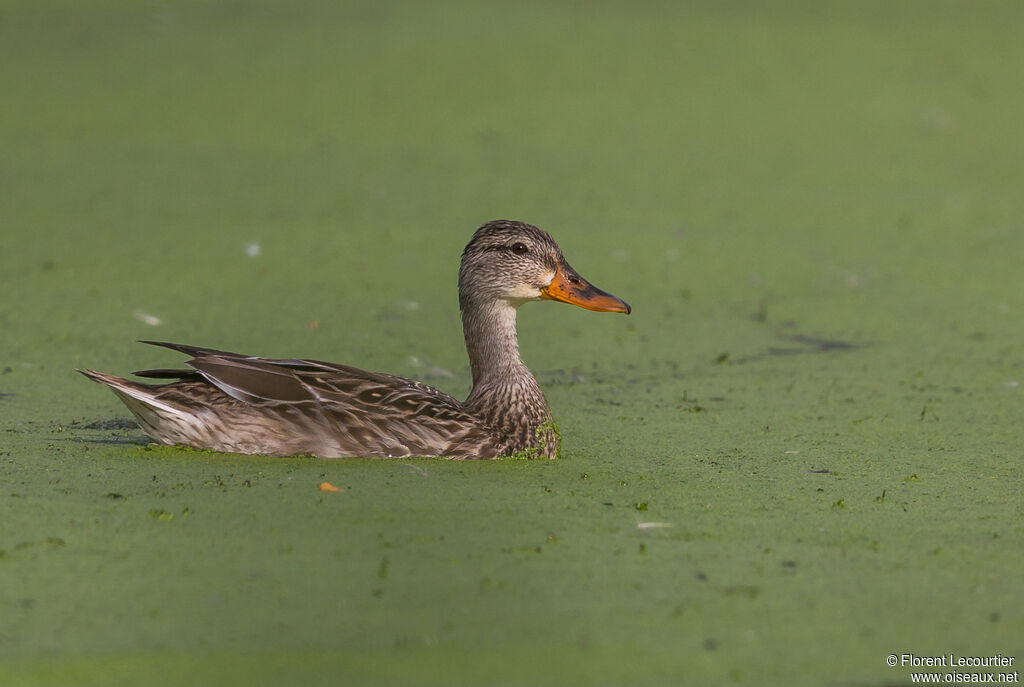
1, 2, 1022, 685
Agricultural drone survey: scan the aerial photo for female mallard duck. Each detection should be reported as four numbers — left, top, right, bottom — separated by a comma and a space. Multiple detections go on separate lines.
80, 220, 630, 459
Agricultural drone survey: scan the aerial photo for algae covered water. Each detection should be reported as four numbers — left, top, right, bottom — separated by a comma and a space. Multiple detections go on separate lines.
1, 2, 1022, 685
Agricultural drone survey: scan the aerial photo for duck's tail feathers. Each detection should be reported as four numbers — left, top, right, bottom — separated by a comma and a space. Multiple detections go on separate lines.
77, 369, 190, 419
138, 340, 242, 358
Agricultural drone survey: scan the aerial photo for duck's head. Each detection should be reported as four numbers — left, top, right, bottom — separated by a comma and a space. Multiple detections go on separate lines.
459, 220, 631, 314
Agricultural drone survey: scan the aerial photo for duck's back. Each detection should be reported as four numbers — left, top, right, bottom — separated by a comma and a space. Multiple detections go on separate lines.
80, 342, 505, 459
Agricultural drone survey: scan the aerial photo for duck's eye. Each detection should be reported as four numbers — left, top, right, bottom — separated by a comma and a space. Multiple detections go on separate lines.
510, 242, 529, 256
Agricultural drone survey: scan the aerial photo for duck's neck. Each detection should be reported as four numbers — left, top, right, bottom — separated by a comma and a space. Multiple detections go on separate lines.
461, 298, 526, 387
460, 298, 558, 457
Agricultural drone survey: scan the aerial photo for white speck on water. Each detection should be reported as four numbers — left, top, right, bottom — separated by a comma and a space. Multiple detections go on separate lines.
1003, 381, 1019, 388
132, 310, 162, 326
784, 450, 800, 454
245, 242, 261, 258
397, 299, 421, 311
637, 522, 673, 530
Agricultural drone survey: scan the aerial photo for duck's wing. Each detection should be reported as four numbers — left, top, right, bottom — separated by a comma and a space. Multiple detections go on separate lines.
135, 341, 502, 458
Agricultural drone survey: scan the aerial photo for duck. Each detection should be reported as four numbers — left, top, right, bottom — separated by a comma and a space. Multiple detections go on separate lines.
79, 220, 631, 459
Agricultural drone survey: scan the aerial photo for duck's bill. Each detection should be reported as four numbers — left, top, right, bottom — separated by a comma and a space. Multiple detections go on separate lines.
540, 261, 631, 314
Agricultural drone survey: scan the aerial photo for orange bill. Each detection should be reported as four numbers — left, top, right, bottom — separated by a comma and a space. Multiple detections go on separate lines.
540, 260, 631, 314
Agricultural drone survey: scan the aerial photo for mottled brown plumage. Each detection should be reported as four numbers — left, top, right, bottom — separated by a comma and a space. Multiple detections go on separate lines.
79, 220, 630, 459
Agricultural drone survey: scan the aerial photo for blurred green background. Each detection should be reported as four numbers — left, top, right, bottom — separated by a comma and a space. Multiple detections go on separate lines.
1, 2, 1022, 685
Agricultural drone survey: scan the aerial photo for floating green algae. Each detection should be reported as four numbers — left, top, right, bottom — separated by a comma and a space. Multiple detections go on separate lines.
1, 2, 1022, 686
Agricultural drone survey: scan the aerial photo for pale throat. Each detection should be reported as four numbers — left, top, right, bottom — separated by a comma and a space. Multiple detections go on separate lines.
461, 298, 529, 387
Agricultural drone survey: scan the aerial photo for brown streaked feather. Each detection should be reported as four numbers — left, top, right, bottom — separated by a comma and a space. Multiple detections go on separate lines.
79, 347, 506, 459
